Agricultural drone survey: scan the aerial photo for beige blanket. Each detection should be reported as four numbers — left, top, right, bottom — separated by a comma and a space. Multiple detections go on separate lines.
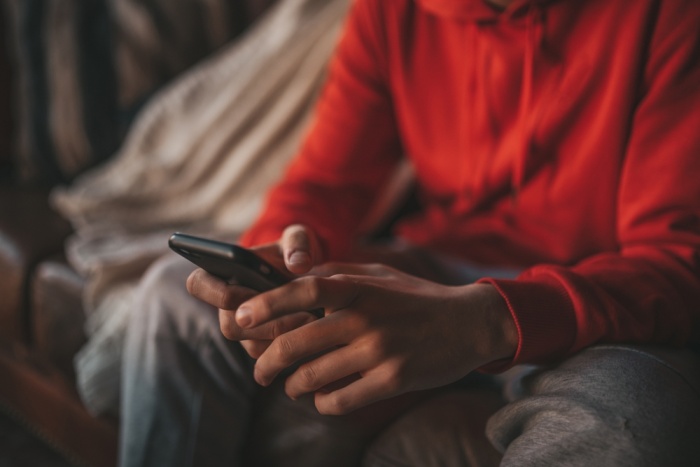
50, 0, 349, 416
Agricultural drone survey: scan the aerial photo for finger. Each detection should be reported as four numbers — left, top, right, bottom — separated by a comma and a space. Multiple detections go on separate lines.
254, 312, 351, 386
250, 242, 288, 274
314, 370, 400, 415
187, 268, 257, 309
236, 275, 359, 328
219, 309, 318, 341
240, 340, 272, 359
280, 224, 321, 274
310, 262, 392, 278
284, 344, 366, 400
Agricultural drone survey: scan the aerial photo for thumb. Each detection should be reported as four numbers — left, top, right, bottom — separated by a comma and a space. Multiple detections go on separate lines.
280, 224, 322, 274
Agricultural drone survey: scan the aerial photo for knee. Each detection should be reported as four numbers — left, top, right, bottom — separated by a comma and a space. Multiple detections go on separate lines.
127, 253, 204, 340
487, 346, 700, 467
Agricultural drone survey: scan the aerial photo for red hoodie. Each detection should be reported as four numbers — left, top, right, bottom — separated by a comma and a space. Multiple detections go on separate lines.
241, 0, 700, 367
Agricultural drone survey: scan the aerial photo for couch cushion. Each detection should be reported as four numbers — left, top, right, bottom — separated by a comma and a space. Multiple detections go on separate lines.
0, 186, 72, 344
30, 255, 86, 379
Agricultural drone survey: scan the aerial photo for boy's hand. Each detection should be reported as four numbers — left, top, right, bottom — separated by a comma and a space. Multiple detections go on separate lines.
186, 224, 324, 357
235, 263, 518, 415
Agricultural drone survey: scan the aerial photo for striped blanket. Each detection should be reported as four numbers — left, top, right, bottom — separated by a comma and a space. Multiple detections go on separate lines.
3, 0, 273, 183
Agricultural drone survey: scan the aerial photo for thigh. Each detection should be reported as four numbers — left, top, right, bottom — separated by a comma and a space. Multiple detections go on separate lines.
121, 253, 258, 467
362, 387, 505, 467
488, 345, 700, 467
246, 377, 434, 467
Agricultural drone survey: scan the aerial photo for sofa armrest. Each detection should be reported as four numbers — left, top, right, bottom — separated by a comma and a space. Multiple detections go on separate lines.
0, 186, 73, 344
30, 254, 86, 378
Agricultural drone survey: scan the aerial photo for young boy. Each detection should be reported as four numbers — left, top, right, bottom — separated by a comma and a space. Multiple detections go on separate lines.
122, 0, 700, 465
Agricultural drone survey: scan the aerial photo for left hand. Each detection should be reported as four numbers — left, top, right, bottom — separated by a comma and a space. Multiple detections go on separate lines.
234, 263, 518, 415
186, 224, 327, 357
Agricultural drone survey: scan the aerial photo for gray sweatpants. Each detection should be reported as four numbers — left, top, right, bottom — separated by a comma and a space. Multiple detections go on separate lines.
120, 253, 700, 467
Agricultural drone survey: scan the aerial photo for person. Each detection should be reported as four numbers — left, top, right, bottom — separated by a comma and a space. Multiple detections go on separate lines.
119, 0, 700, 465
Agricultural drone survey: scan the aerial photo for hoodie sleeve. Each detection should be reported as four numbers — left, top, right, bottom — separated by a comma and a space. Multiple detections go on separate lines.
481, 3, 700, 369
240, 0, 403, 260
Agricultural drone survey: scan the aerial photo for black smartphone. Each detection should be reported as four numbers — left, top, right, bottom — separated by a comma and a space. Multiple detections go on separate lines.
168, 232, 290, 291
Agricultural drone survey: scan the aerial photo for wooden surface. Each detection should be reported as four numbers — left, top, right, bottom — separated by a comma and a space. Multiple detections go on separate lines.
0, 344, 118, 467
0, 407, 73, 467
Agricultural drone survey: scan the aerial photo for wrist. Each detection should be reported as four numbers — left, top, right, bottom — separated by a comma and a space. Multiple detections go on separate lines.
459, 283, 519, 363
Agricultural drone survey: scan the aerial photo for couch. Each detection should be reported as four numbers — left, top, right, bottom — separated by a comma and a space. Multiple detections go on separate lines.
0, 0, 119, 462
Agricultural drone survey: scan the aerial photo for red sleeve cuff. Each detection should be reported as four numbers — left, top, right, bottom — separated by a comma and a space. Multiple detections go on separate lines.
477, 277, 577, 372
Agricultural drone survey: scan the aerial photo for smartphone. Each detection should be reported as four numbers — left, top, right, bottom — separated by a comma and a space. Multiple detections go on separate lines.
168, 232, 290, 291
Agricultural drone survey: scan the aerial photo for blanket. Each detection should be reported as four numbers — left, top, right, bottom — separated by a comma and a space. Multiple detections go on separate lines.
50, 0, 349, 416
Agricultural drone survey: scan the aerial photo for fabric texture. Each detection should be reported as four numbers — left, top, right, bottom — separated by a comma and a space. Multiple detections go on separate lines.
362, 346, 700, 467
121, 252, 700, 467
241, 0, 700, 369
50, 0, 350, 415
120, 254, 257, 467
487, 346, 700, 467
2, 0, 272, 184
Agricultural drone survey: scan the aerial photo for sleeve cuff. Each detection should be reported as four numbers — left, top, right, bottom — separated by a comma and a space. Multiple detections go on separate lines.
477, 277, 577, 372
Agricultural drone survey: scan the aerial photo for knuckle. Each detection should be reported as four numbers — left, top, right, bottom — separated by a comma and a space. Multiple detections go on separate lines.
274, 335, 297, 364
219, 311, 237, 340
188, 269, 216, 301
269, 319, 286, 340
368, 263, 389, 276
220, 287, 240, 310
362, 263, 392, 278
384, 371, 403, 394
255, 294, 274, 320
319, 393, 351, 416
363, 331, 389, 357
299, 276, 323, 303
185, 269, 200, 295
382, 361, 406, 393
242, 340, 268, 359
298, 364, 319, 389
329, 273, 351, 282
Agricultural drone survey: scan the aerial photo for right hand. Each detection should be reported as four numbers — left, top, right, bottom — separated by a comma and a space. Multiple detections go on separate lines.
186, 224, 324, 358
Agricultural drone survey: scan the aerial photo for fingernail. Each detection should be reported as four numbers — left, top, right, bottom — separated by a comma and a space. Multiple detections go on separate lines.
288, 251, 310, 266
236, 306, 252, 328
